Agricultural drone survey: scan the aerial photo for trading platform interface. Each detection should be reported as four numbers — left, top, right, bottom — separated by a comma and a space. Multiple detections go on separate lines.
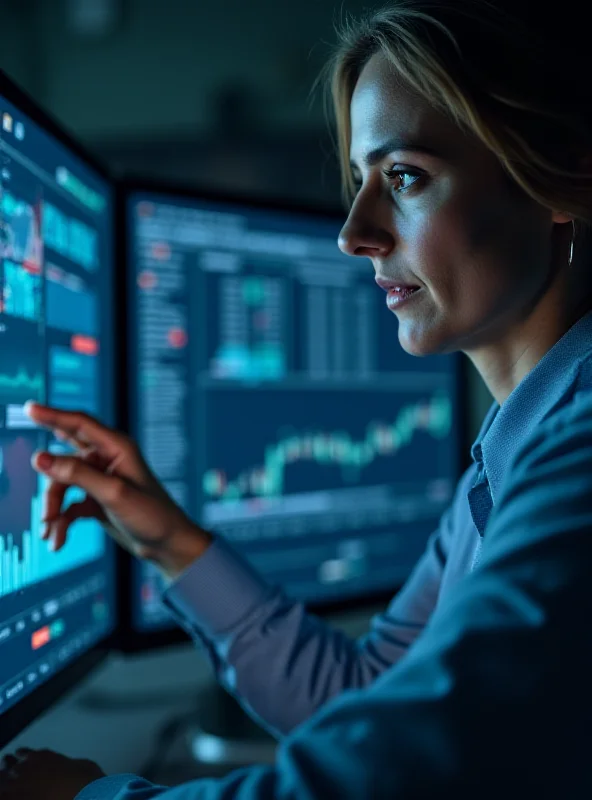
0, 95, 115, 714
128, 193, 461, 631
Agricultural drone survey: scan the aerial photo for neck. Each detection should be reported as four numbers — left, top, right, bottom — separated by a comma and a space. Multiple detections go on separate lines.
465, 266, 592, 406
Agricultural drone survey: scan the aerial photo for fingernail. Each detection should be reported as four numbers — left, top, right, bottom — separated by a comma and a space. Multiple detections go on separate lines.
37, 453, 54, 470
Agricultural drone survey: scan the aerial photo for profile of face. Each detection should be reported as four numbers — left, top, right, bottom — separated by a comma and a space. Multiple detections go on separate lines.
338, 51, 561, 357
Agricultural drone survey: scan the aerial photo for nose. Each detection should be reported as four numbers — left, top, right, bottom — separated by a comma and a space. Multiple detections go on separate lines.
337, 201, 395, 259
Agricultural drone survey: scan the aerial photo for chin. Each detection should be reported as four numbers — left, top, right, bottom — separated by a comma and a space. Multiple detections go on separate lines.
398, 330, 439, 357
397, 328, 456, 358
396, 307, 465, 357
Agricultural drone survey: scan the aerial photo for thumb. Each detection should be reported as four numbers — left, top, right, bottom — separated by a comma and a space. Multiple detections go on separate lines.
32, 451, 131, 510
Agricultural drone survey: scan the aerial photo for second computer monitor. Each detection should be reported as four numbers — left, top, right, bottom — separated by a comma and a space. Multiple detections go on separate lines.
123, 184, 464, 641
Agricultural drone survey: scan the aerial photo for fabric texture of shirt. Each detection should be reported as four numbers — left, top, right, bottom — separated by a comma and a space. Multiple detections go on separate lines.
160, 309, 592, 738
76, 333, 592, 798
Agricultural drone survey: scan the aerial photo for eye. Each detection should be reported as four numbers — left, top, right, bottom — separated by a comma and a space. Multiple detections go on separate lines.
383, 167, 423, 193
349, 167, 424, 198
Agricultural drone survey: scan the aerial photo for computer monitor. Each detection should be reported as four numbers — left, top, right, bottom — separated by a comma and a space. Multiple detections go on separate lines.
0, 70, 117, 747
117, 179, 467, 653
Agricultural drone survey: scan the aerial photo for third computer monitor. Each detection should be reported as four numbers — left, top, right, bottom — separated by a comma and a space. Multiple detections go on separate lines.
123, 184, 464, 642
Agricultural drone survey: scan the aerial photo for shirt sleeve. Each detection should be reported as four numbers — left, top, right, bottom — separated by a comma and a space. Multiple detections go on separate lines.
159, 467, 473, 738
77, 396, 592, 797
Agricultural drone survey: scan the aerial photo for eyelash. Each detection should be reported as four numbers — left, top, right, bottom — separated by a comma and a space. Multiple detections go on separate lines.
383, 166, 423, 192
352, 167, 424, 195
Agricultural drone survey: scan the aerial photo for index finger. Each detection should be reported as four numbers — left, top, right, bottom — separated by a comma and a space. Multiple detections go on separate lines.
24, 402, 123, 459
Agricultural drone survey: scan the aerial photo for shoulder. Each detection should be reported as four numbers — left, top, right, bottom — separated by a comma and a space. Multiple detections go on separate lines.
499, 388, 592, 509
531, 343, 592, 466
473, 389, 592, 577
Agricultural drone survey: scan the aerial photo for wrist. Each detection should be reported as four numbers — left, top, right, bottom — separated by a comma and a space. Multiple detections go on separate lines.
143, 524, 214, 580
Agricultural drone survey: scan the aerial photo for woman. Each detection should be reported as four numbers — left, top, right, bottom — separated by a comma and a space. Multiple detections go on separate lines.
4, 1, 592, 796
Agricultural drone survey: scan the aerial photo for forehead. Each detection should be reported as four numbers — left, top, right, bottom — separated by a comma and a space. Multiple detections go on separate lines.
349, 51, 464, 164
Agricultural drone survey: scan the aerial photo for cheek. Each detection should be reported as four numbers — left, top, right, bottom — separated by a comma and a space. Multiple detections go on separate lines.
405, 206, 477, 294
407, 195, 542, 305
398, 179, 473, 286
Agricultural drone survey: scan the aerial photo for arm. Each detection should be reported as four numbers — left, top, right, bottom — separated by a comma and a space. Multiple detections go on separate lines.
161, 467, 474, 737
21, 403, 466, 741
78, 393, 592, 799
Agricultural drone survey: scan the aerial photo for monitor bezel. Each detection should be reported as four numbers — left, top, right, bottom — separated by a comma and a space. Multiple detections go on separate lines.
0, 68, 119, 748
114, 174, 471, 654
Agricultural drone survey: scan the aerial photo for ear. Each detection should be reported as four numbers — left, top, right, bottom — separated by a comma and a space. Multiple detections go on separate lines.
551, 153, 592, 224
551, 211, 573, 224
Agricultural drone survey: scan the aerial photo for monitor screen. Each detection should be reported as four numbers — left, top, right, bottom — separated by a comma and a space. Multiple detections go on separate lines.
0, 80, 116, 737
126, 189, 463, 635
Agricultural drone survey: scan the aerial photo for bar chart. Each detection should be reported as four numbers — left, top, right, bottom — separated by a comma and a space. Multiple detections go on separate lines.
3, 260, 42, 322
0, 473, 105, 598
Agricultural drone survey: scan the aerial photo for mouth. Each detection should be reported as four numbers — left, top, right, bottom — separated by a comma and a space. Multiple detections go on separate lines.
374, 276, 421, 293
374, 275, 423, 312
385, 285, 423, 311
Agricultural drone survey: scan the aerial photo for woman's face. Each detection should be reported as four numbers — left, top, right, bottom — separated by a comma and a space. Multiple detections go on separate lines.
338, 51, 557, 357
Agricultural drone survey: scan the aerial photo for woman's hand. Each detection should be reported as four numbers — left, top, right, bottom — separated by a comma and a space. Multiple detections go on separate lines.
0, 747, 105, 800
25, 401, 212, 579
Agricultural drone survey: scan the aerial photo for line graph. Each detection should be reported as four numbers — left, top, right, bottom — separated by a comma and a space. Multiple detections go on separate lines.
0, 367, 44, 400
202, 388, 452, 502
0, 319, 45, 404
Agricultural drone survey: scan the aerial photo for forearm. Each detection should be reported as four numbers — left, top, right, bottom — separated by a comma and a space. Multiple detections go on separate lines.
209, 593, 385, 735
165, 558, 381, 736
163, 535, 438, 737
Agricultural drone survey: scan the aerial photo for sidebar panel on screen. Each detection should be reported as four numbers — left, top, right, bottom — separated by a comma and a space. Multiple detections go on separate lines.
0, 97, 116, 715
128, 194, 462, 632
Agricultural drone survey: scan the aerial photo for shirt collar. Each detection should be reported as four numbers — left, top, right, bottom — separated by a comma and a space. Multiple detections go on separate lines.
470, 309, 592, 504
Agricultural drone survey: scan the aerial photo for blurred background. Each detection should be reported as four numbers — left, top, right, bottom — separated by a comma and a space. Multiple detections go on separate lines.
1, 0, 348, 206
0, 0, 492, 786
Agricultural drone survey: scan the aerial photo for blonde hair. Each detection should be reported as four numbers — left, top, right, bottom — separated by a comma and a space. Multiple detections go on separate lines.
322, 1, 592, 242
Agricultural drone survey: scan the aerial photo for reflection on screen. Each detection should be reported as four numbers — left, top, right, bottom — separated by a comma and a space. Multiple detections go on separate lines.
128, 193, 461, 632
0, 98, 115, 713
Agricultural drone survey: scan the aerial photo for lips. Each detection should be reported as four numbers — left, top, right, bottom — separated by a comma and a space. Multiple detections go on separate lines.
375, 276, 420, 292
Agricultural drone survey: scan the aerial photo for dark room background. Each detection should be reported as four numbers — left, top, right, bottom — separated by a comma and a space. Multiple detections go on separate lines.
0, 0, 492, 781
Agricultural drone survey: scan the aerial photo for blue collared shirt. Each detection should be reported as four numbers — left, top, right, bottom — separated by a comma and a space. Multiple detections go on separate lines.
77, 317, 592, 797
161, 309, 592, 737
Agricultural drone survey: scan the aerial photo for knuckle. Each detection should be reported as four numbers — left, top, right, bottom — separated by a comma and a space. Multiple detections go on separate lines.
106, 477, 128, 504
59, 457, 77, 481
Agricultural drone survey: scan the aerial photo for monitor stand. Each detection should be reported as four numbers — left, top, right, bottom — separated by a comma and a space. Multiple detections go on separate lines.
186, 682, 277, 768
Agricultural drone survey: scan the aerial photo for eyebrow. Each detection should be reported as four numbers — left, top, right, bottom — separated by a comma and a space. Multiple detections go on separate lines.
350, 139, 444, 170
